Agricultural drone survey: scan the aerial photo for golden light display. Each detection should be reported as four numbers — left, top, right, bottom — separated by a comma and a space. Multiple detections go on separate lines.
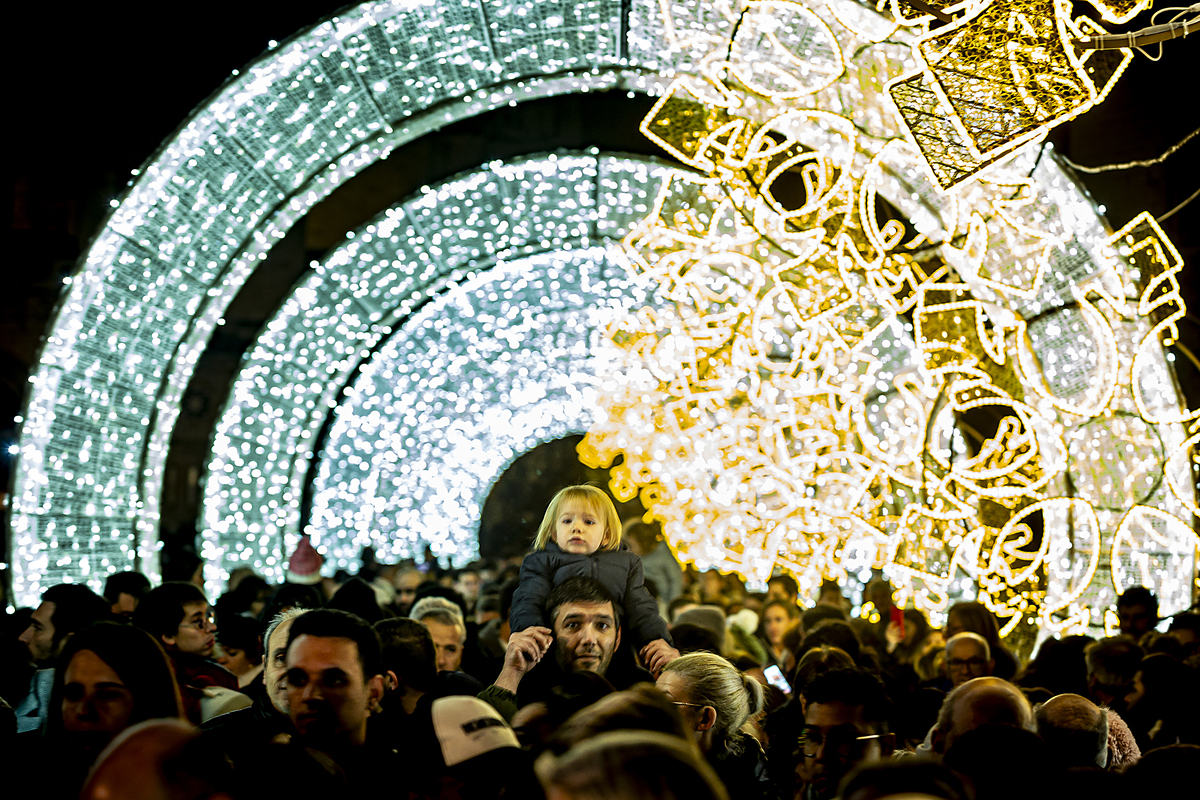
889, 0, 1133, 189
579, 0, 1198, 638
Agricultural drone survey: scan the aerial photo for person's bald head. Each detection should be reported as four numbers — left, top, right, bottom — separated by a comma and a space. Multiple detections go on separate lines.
1035, 693, 1108, 768
933, 677, 1034, 754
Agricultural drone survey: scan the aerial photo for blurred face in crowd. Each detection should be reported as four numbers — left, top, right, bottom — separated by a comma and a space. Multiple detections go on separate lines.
553, 600, 620, 675
456, 571, 481, 603
1118, 603, 1155, 638
215, 643, 258, 678
286, 634, 382, 748
818, 588, 843, 608
1126, 670, 1147, 708
945, 637, 993, 687
803, 700, 885, 800
265, 615, 300, 713
111, 593, 139, 619
163, 601, 216, 657
767, 580, 795, 603
395, 570, 423, 611
763, 604, 793, 648
867, 583, 893, 614
700, 571, 724, 601
61, 649, 136, 752
19, 601, 59, 665
424, 619, 465, 673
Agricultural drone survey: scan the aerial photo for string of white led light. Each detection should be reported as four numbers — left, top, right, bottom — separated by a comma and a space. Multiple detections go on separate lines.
8, 0, 1194, 632
199, 152, 670, 589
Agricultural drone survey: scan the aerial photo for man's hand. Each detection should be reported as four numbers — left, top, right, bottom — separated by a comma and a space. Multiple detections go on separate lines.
495, 626, 553, 693
639, 639, 680, 677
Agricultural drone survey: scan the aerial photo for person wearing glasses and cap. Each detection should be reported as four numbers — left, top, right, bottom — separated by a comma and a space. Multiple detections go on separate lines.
799, 667, 894, 800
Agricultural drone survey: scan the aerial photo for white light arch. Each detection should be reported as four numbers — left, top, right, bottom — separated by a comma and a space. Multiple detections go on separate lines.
10, 0, 1190, 618
200, 152, 669, 585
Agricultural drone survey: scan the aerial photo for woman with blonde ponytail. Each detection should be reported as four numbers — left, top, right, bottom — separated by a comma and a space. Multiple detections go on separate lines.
657, 651, 773, 798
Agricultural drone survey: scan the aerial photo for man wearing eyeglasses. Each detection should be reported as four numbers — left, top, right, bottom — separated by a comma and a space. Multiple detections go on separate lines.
799, 668, 894, 800
945, 632, 994, 687
134, 581, 242, 723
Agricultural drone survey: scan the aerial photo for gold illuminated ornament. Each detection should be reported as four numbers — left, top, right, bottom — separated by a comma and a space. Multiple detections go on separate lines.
888, 0, 1134, 190
580, 0, 1197, 640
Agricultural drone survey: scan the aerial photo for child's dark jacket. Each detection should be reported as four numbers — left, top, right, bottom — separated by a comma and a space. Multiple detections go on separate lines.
510, 541, 672, 649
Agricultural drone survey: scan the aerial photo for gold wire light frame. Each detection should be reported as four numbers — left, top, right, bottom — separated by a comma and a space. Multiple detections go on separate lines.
579, 0, 1198, 636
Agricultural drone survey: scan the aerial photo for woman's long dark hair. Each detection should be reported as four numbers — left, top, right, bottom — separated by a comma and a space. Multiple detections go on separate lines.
46, 620, 184, 740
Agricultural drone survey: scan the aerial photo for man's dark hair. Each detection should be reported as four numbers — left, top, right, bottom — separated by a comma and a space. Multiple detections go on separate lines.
133, 582, 207, 642
547, 577, 621, 629
802, 604, 846, 631
41, 584, 109, 649
326, 577, 385, 624
260, 582, 323, 622
768, 574, 799, 597
374, 617, 436, 692
798, 618, 861, 664
839, 760, 968, 800
287, 609, 382, 679
671, 623, 724, 656
215, 612, 263, 664
476, 591, 500, 616
1117, 586, 1158, 616
1168, 612, 1200, 636
103, 571, 152, 604
1085, 636, 1143, 689
803, 667, 891, 730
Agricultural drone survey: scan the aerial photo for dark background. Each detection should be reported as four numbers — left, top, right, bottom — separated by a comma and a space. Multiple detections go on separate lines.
3, 2, 1197, 573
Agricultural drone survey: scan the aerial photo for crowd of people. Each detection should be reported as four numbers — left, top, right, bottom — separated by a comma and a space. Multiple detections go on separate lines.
2, 493, 1199, 799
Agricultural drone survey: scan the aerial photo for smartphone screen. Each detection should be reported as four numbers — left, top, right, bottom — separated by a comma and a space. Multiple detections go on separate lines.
764, 664, 792, 694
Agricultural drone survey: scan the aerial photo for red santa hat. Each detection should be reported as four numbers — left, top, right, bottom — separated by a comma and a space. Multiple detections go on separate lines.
286, 534, 324, 585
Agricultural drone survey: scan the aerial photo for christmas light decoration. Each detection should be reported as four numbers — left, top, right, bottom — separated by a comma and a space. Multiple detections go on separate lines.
579, 0, 1197, 636
9, 0, 1194, 639
200, 153, 670, 588
888, 0, 1133, 190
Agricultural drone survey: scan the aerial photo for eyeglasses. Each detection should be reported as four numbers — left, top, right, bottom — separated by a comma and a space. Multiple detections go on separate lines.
799, 729, 882, 757
670, 701, 710, 710
185, 614, 215, 631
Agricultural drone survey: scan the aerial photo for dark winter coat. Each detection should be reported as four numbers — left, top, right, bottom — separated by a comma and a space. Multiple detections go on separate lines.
510, 541, 671, 649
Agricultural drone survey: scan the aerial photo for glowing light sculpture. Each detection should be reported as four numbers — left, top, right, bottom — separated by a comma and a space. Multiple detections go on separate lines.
888, 0, 1134, 190
201, 153, 669, 588
579, 0, 1197, 636
9, 0, 1195, 638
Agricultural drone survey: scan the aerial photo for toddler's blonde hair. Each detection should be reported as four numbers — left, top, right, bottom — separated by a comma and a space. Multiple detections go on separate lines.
533, 485, 623, 552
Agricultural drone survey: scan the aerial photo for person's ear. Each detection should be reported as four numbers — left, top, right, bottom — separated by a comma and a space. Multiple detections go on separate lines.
385, 670, 399, 692
697, 706, 717, 731
161, 633, 177, 649
614, 625, 621, 652
931, 726, 946, 755
881, 732, 896, 757
366, 674, 385, 712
